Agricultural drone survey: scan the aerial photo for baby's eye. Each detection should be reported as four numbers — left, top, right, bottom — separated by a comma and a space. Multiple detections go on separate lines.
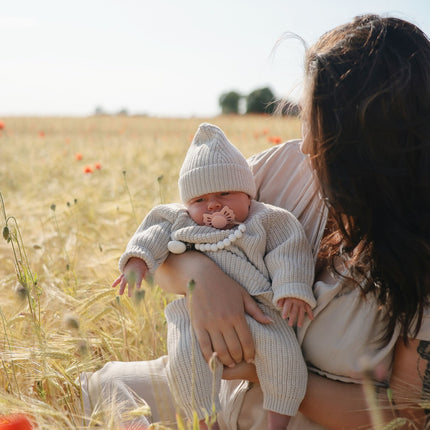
195, 198, 204, 203
220, 192, 230, 196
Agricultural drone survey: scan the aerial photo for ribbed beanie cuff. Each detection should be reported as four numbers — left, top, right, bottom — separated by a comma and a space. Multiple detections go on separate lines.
179, 123, 256, 202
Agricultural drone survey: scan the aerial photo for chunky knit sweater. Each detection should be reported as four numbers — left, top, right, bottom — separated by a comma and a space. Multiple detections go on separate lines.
120, 199, 316, 308
119, 199, 315, 418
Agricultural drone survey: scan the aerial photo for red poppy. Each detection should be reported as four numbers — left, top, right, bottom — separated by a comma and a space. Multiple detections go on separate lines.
262, 128, 270, 135
0, 414, 33, 430
0, 121, 5, 130
94, 162, 102, 170
75, 153, 83, 161
39, 131, 45, 138
83, 166, 93, 174
268, 135, 282, 144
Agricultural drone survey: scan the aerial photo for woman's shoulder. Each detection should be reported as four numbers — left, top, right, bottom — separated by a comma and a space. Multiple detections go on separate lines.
248, 139, 304, 174
247, 139, 311, 209
248, 139, 328, 255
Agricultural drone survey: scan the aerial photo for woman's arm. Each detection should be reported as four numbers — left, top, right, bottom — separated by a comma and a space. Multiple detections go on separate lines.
390, 337, 427, 425
224, 365, 393, 429
224, 339, 427, 429
298, 372, 387, 429
154, 251, 272, 367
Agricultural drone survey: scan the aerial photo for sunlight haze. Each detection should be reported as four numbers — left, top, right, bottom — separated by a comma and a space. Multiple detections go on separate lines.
2, 0, 429, 117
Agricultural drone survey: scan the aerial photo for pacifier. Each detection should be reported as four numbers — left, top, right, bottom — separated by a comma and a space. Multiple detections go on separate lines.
203, 206, 235, 229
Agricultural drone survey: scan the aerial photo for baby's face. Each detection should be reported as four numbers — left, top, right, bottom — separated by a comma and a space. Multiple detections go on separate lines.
186, 191, 250, 228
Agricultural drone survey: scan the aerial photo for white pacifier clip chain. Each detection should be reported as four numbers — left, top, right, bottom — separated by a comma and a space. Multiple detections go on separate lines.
167, 223, 246, 254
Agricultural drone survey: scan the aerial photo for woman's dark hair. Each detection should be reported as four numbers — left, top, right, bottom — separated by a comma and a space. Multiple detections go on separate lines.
303, 14, 430, 342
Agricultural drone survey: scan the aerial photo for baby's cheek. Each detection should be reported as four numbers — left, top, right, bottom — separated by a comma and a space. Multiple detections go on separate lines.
188, 210, 204, 226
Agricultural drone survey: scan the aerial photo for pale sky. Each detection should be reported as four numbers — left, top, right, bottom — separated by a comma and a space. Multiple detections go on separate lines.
1, 0, 430, 117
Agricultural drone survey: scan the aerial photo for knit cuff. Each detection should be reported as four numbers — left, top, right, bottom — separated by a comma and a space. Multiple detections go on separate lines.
263, 393, 303, 416
118, 248, 157, 274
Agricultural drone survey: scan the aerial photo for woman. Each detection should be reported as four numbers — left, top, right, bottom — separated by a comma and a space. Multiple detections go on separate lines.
81, 14, 430, 429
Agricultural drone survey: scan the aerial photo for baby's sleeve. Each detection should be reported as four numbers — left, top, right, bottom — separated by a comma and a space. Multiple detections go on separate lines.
264, 208, 316, 309
118, 204, 180, 274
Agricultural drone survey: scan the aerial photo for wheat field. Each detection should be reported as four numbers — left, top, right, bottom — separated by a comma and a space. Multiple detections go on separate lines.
0, 115, 301, 428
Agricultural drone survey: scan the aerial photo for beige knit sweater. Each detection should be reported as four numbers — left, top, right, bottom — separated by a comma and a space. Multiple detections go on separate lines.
120, 200, 316, 309
119, 199, 315, 419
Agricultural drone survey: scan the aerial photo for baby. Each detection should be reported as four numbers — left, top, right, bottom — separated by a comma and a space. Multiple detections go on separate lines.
113, 123, 316, 430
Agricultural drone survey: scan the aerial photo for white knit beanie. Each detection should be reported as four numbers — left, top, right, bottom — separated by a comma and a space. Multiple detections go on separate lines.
179, 123, 256, 203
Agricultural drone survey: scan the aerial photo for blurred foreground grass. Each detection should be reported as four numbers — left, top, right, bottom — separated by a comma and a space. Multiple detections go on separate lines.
0, 115, 300, 428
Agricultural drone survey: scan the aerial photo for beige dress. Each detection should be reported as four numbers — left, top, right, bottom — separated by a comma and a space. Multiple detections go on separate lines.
80, 139, 430, 429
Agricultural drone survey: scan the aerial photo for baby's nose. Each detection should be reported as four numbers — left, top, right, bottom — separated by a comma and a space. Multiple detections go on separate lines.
207, 198, 222, 211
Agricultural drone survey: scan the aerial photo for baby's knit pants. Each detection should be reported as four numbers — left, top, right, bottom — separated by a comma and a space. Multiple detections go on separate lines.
165, 296, 307, 421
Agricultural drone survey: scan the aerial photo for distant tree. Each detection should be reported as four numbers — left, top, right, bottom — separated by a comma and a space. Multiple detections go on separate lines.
246, 87, 276, 114
94, 106, 106, 116
219, 91, 242, 114
117, 108, 129, 116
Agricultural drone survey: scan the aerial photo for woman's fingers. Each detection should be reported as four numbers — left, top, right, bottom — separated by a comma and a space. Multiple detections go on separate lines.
220, 326, 244, 364
210, 331, 236, 368
194, 328, 214, 364
196, 312, 259, 366
243, 292, 272, 324
190, 297, 252, 365
167, 253, 260, 366
234, 318, 255, 364
195, 321, 245, 366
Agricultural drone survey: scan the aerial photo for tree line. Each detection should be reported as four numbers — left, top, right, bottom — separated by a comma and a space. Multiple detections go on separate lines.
219, 87, 299, 116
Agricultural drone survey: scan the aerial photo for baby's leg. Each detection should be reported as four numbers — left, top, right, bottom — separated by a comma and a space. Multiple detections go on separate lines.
267, 411, 291, 430
246, 302, 307, 419
165, 298, 223, 422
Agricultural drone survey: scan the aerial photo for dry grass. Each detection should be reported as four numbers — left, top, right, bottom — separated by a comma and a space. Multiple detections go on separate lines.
1, 115, 415, 429
0, 115, 301, 428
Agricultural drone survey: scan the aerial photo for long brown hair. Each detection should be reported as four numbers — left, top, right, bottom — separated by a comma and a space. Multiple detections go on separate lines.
303, 14, 430, 342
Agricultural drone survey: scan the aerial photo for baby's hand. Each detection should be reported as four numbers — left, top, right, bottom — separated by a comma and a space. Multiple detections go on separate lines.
112, 257, 148, 297
277, 297, 314, 327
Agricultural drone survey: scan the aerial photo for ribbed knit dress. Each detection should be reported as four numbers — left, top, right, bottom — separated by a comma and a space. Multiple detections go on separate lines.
119, 198, 315, 420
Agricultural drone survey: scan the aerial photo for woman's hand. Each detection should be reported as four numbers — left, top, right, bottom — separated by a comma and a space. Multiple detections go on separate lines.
155, 251, 272, 367
189, 269, 268, 368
